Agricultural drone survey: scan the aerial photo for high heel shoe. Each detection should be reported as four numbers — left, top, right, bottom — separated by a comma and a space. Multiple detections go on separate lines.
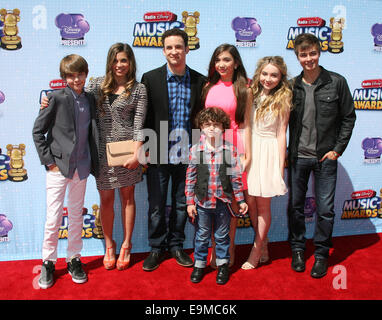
116, 244, 132, 271
241, 244, 261, 270
103, 240, 116, 270
260, 237, 269, 264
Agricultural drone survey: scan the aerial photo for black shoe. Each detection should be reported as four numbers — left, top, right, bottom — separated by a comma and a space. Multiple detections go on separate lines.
190, 267, 204, 283
38, 260, 55, 289
291, 250, 305, 272
310, 257, 328, 279
143, 251, 165, 271
67, 257, 87, 284
216, 263, 230, 285
171, 249, 193, 267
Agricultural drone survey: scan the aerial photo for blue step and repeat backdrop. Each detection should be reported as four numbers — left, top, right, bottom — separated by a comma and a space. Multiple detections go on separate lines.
1, 0, 382, 261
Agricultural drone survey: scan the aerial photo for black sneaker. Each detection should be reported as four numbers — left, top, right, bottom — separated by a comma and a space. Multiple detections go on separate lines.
38, 260, 55, 289
67, 257, 87, 284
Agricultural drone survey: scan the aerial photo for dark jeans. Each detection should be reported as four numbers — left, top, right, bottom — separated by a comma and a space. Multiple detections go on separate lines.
287, 157, 337, 258
194, 199, 231, 268
146, 164, 188, 253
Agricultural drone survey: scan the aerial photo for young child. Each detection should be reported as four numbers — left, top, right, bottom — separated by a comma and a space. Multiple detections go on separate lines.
185, 107, 248, 285
32, 54, 99, 289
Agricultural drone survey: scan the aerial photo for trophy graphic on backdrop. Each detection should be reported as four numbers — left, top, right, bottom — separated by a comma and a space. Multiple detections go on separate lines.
0, 8, 22, 50
6, 144, 27, 182
92, 204, 104, 239
182, 11, 200, 50
328, 17, 345, 53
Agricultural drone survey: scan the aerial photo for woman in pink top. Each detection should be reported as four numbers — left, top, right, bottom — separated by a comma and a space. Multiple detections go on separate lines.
201, 43, 255, 268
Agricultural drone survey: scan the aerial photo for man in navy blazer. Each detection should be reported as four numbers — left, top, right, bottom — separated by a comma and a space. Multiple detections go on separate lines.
32, 54, 99, 289
141, 28, 206, 271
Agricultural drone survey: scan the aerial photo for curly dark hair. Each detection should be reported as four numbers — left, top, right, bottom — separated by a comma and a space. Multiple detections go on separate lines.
195, 107, 231, 130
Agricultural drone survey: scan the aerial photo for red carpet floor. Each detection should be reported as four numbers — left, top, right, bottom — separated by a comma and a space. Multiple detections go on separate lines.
1, 233, 381, 300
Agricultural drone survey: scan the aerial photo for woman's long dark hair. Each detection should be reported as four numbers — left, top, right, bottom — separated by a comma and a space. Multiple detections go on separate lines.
98, 43, 137, 113
201, 44, 248, 125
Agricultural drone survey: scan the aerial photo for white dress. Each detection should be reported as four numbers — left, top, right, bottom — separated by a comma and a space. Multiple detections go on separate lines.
247, 101, 288, 197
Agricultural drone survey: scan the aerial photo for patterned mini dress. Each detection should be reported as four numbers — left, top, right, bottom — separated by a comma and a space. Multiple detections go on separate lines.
86, 76, 148, 190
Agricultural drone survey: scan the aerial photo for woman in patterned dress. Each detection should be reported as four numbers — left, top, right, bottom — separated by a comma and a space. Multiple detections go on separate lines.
87, 43, 147, 270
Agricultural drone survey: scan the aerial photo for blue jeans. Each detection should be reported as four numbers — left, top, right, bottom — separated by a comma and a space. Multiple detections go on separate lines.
194, 199, 231, 268
146, 164, 188, 252
287, 157, 337, 258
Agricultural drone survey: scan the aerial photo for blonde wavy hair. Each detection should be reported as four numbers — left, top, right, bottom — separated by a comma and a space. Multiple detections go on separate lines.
99, 43, 137, 113
250, 56, 292, 121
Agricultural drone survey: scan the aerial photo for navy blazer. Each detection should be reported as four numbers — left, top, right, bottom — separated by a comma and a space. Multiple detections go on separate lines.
141, 64, 206, 164
32, 86, 99, 178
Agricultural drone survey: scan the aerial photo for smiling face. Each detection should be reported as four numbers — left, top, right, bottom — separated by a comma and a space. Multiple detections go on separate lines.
163, 35, 189, 72
296, 44, 321, 73
215, 50, 237, 82
65, 72, 87, 95
112, 51, 130, 79
259, 63, 282, 95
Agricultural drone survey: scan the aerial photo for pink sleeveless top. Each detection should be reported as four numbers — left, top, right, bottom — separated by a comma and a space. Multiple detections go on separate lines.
205, 80, 247, 189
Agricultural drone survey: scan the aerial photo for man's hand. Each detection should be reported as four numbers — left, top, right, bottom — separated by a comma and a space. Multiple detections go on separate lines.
320, 150, 340, 162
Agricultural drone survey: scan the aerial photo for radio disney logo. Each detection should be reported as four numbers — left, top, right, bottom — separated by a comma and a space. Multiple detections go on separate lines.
341, 189, 382, 219
353, 79, 382, 110
55, 13, 90, 46
39, 79, 67, 104
286, 17, 344, 53
133, 11, 184, 48
362, 137, 382, 163
231, 17, 261, 48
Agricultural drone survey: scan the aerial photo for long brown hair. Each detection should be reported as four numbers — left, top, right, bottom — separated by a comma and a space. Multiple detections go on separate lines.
201, 44, 248, 125
99, 43, 137, 111
250, 56, 292, 121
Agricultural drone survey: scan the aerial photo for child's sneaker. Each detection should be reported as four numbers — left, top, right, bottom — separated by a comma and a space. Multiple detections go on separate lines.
39, 260, 55, 289
67, 257, 87, 284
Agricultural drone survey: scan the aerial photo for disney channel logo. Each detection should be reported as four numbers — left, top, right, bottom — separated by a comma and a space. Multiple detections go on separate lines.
362, 137, 382, 163
231, 17, 261, 48
371, 23, 382, 51
133, 11, 200, 50
353, 79, 382, 110
286, 16, 345, 54
0, 214, 13, 242
55, 13, 90, 46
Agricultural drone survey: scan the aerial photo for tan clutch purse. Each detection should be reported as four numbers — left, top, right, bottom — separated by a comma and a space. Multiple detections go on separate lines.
106, 140, 135, 167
